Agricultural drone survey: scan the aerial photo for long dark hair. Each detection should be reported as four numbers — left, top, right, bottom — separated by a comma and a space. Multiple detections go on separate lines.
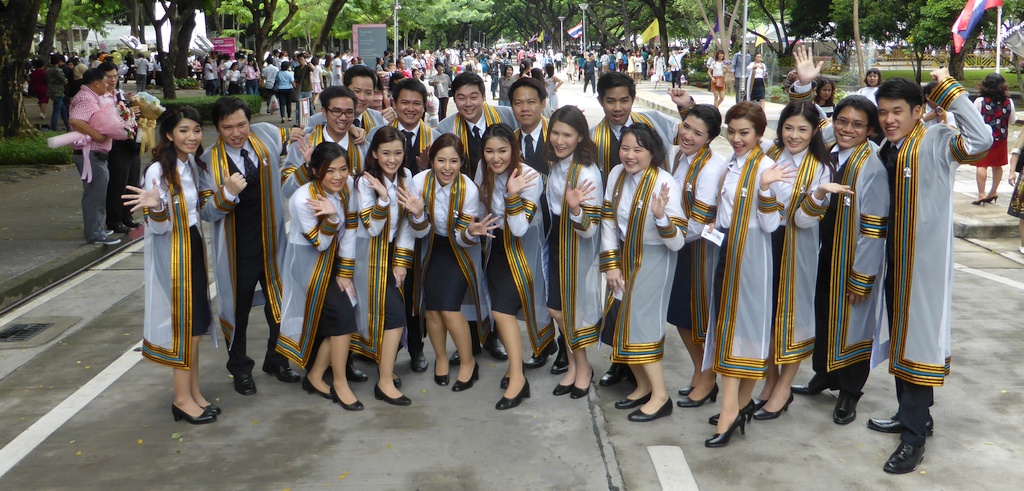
362, 126, 405, 185
428, 133, 467, 173
620, 123, 667, 170
814, 77, 836, 107
979, 73, 1009, 102
775, 101, 834, 178
307, 142, 348, 182
149, 106, 205, 193
545, 105, 597, 166
479, 123, 522, 213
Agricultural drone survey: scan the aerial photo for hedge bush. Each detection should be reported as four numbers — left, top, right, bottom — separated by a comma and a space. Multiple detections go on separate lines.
0, 131, 73, 166
160, 95, 263, 122
175, 77, 200, 90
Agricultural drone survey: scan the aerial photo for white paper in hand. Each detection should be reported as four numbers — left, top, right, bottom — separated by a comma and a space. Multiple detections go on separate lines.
701, 227, 724, 246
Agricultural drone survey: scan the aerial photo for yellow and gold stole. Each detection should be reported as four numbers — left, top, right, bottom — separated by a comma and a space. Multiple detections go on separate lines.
391, 119, 433, 156
501, 185, 552, 356
562, 161, 601, 349
675, 146, 716, 343
453, 104, 501, 153
593, 112, 655, 176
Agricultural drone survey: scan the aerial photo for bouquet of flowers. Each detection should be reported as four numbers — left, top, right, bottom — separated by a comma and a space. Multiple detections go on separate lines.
132, 92, 166, 156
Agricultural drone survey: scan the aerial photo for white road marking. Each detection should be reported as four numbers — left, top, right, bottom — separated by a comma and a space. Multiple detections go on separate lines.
648, 445, 699, 490
954, 262, 1024, 291
0, 340, 143, 478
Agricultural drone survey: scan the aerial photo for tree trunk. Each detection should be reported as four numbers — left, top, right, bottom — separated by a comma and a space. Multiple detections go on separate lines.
0, 0, 46, 138
950, 49, 966, 80
38, 0, 62, 58
315, 0, 348, 54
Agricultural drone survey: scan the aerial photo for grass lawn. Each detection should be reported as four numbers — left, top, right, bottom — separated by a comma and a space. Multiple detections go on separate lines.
880, 69, 1021, 90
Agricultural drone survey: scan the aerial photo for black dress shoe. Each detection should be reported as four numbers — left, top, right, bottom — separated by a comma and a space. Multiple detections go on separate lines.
677, 386, 694, 397
615, 392, 652, 410
233, 374, 257, 396
550, 337, 569, 374
330, 386, 364, 411
109, 224, 131, 234
791, 373, 835, 396
677, 384, 719, 408
753, 393, 794, 420
496, 379, 531, 410
410, 352, 428, 373
552, 383, 572, 396
374, 383, 412, 406
883, 442, 925, 474
867, 415, 934, 435
172, 404, 216, 424
833, 393, 858, 425
449, 351, 461, 366
262, 363, 301, 383
433, 367, 449, 386
486, 337, 508, 360
709, 400, 755, 426
452, 362, 479, 392
500, 376, 509, 390
123, 219, 142, 229
599, 363, 633, 387
752, 398, 768, 412
627, 398, 673, 422
705, 413, 745, 447
524, 343, 556, 369
569, 384, 590, 399
203, 403, 221, 416
301, 375, 331, 399
346, 361, 369, 382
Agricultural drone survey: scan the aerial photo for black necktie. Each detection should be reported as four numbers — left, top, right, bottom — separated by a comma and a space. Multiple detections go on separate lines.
467, 125, 482, 178
240, 148, 257, 182
353, 117, 363, 129
610, 128, 622, 167
401, 130, 415, 150
830, 152, 843, 179
524, 133, 536, 166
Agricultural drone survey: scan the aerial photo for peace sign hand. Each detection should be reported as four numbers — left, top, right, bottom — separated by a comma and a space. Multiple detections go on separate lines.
565, 179, 596, 215
363, 172, 388, 200
122, 178, 162, 213
793, 44, 823, 85
397, 184, 425, 217
506, 168, 538, 196
650, 182, 671, 219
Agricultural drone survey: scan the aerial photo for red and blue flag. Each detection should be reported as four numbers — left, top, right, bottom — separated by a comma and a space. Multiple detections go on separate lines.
953, 0, 1003, 53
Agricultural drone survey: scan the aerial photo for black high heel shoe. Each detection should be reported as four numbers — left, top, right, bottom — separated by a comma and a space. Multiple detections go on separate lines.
374, 383, 412, 406
330, 386, 364, 411
752, 393, 794, 420
452, 362, 479, 392
569, 380, 591, 399
203, 403, 221, 416
496, 379, 531, 410
705, 413, 746, 447
434, 365, 449, 386
983, 195, 999, 204
627, 398, 673, 422
678, 385, 694, 397
677, 384, 719, 408
552, 383, 573, 396
302, 375, 332, 400
171, 404, 216, 425
708, 400, 756, 426
615, 392, 652, 410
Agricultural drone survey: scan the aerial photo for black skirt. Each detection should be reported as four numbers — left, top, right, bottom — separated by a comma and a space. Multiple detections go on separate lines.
750, 78, 766, 101
188, 226, 211, 337
769, 226, 785, 328
381, 245, 407, 330
546, 213, 563, 311
666, 241, 694, 329
486, 229, 523, 315
713, 229, 730, 321
423, 233, 470, 311
317, 256, 358, 338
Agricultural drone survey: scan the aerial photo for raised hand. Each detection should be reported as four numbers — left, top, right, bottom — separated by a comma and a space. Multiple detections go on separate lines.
667, 87, 692, 109
793, 44, 823, 85
363, 172, 388, 199
759, 164, 798, 191
397, 184, 425, 217
650, 182, 671, 219
296, 136, 314, 164
350, 125, 367, 145
289, 128, 307, 144
380, 106, 398, 123
307, 195, 338, 219
467, 213, 501, 238
565, 179, 596, 215
506, 168, 538, 196
224, 172, 248, 195
122, 178, 162, 213
930, 66, 950, 82
812, 182, 853, 201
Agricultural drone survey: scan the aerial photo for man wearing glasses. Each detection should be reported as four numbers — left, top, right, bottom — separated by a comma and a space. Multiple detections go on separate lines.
305, 65, 396, 136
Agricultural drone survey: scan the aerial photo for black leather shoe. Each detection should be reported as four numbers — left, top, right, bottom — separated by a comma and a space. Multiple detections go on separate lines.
705, 413, 745, 447
550, 337, 569, 374
262, 363, 301, 383
302, 375, 332, 399
330, 386, 364, 411
496, 379, 531, 410
500, 376, 509, 390
172, 404, 216, 424
410, 352, 428, 373
233, 374, 257, 396
570, 382, 591, 399
677, 386, 694, 397
615, 392, 652, 410
883, 442, 925, 474
552, 383, 572, 396
524, 343, 556, 369
677, 384, 719, 408
627, 398, 673, 422
449, 351, 461, 366
203, 403, 221, 416
346, 361, 369, 383
433, 367, 449, 386
833, 393, 858, 425
123, 219, 142, 229
486, 337, 508, 361
709, 400, 755, 426
752, 398, 768, 412
109, 224, 131, 234
452, 363, 479, 392
753, 393, 794, 420
374, 383, 412, 406
791, 374, 835, 396
867, 415, 934, 435
599, 363, 631, 387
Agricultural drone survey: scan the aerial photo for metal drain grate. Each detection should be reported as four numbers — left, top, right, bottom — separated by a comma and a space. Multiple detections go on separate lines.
0, 323, 54, 343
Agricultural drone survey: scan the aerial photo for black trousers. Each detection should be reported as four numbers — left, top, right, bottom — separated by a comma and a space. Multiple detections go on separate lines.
437, 97, 449, 121
895, 378, 934, 447
583, 75, 596, 94
106, 139, 141, 227
403, 239, 424, 355
226, 253, 289, 376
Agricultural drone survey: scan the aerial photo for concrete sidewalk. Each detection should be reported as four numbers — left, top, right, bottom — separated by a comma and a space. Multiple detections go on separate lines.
633, 81, 1022, 242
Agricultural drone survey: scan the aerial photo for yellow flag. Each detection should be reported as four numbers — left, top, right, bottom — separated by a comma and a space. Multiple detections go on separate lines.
641, 19, 660, 44
755, 25, 767, 47
539, 31, 546, 43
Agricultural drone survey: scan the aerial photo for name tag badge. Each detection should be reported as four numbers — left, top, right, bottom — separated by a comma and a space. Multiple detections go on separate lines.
741, 187, 747, 198
903, 167, 911, 178
685, 183, 693, 193
843, 196, 852, 207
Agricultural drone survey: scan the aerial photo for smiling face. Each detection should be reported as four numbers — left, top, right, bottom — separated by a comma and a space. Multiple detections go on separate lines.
453, 84, 484, 122
320, 155, 350, 194
780, 113, 814, 156
726, 117, 761, 157
395, 88, 425, 128
599, 86, 634, 126
618, 133, 653, 175
833, 106, 872, 151
677, 115, 711, 157
483, 137, 513, 176
168, 118, 203, 162
346, 75, 374, 116
432, 146, 462, 186
876, 98, 922, 144
549, 121, 582, 160
511, 86, 543, 132
322, 96, 355, 140
216, 109, 251, 149
372, 139, 404, 181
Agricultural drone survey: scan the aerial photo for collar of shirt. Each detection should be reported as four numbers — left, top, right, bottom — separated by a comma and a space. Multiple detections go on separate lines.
778, 147, 807, 168
833, 146, 855, 168
556, 155, 573, 172
469, 116, 487, 135
322, 126, 350, 148
522, 124, 543, 151
729, 149, 752, 170
610, 118, 633, 138
399, 121, 421, 137
223, 141, 258, 167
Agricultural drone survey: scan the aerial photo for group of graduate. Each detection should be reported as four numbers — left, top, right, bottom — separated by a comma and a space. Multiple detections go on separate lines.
123, 46, 991, 474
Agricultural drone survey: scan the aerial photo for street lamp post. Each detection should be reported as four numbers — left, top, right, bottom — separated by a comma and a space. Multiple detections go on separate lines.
558, 16, 566, 53
579, 3, 589, 53
393, 1, 401, 57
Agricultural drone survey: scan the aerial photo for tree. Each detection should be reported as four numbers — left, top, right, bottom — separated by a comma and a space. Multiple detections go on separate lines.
38, 0, 63, 58
694, 0, 743, 59
0, 0, 47, 137
314, 0, 349, 54
216, 0, 299, 58
140, 0, 208, 99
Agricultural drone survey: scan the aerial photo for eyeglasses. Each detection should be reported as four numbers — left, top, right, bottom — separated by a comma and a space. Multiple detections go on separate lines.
326, 107, 355, 118
834, 118, 868, 131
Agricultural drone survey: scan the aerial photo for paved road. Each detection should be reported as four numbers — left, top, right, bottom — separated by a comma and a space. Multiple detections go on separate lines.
0, 83, 1022, 490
